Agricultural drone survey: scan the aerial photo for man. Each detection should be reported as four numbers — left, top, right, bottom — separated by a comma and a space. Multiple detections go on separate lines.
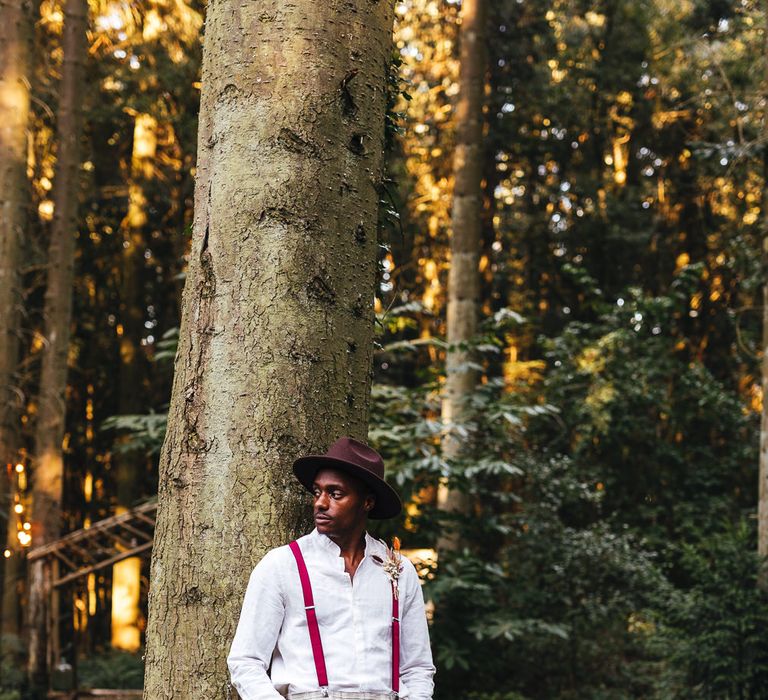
227, 436, 436, 700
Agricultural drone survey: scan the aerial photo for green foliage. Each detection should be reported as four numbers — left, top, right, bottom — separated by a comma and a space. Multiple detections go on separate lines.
653, 524, 768, 699
101, 328, 177, 456
371, 273, 762, 697
0, 635, 25, 700
101, 412, 168, 456
369, 320, 666, 699
77, 648, 144, 690
152, 327, 181, 363
421, 454, 666, 700
465, 695, 528, 700
535, 265, 756, 549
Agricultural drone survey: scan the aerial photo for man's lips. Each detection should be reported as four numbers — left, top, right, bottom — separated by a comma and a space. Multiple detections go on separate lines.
314, 514, 331, 522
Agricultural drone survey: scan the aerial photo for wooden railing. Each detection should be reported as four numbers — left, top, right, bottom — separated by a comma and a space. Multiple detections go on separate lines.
28, 499, 158, 587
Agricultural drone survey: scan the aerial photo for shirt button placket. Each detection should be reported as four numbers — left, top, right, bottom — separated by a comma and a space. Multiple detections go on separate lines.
347, 571, 359, 675
353, 576, 366, 683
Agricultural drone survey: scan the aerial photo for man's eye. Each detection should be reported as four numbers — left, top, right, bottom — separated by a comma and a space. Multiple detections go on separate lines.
332, 492, 343, 499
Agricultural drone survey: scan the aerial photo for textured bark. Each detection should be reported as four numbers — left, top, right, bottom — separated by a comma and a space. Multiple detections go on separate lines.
438, 0, 486, 537
142, 0, 394, 697
27, 0, 88, 683
760, 0, 768, 592
0, 0, 32, 576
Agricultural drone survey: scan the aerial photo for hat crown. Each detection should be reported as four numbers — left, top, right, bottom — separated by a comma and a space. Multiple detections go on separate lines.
325, 437, 384, 479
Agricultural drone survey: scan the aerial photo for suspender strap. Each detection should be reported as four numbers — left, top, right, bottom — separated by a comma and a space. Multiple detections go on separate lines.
391, 587, 400, 694
289, 541, 329, 688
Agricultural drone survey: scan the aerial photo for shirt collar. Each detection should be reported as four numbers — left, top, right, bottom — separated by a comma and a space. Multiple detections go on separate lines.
309, 528, 385, 560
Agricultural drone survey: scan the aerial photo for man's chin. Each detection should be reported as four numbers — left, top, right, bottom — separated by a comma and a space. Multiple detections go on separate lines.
314, 518, 333, 533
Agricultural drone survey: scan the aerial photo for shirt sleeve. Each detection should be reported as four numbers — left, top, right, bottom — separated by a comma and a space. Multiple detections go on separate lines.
399, 558, 436, 700
227, 549, 286, 700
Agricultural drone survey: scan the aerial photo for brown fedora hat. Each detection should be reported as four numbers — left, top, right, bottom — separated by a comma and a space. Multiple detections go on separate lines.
292, 437, 402, 519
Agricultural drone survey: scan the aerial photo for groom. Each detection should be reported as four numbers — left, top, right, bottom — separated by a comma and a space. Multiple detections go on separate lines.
227, 436, 435, 699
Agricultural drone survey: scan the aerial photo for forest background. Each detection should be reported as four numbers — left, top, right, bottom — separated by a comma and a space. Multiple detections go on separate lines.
2, 0, 768, 698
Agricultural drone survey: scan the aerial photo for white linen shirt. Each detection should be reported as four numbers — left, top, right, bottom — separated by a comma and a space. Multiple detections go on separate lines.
227, 529, 435, 699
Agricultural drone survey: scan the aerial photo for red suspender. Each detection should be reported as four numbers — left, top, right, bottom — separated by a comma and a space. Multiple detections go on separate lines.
391, 587, 400, 694
289, 541, 329, 689
289, 540, 401, 695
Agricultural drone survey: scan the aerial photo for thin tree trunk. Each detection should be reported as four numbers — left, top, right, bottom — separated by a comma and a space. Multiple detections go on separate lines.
761, 283, 768, 589
0, 0, 33, 647
27, 0, 88, 685
759, 0, 768, 592
142, 0, 395, 696
109, 116, 156, 651
438, 0, 486, 542
115, 113, 156, 510
2, 465, 26, 640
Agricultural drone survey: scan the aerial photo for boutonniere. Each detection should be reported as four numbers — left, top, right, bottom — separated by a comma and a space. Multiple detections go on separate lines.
372, 535, 404, 598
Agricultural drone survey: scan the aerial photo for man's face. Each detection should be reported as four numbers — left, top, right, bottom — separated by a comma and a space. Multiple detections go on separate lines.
312, 467, 374, 538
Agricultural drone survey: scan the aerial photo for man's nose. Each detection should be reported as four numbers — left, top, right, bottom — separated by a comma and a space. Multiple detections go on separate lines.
315, 492, 329, 510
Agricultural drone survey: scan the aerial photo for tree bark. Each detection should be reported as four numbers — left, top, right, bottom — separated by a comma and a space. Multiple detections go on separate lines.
438, 0, 486, 541
760, 0, 768, 592
111, 117, 155, 653
26, 0, 89, 684
115, 113, 156, 510
142, 0, 395, 696
0, 0, 32, 598
2, 463, 27, 642
760, 280, 768, 590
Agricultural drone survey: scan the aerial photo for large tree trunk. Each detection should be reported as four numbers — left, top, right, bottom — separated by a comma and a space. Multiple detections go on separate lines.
760, 0, 768, 592
438, 0, 486, 540
142, 0, 395, 696
27, 0, 88, 685
0, 0, 33, 643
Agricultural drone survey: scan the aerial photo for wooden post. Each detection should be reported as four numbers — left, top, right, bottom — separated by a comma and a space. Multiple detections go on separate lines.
42, 558, 53, 691
51, 558, 61, 670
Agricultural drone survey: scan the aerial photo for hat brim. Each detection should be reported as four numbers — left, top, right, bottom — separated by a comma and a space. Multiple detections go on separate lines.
292, 455, 402, 519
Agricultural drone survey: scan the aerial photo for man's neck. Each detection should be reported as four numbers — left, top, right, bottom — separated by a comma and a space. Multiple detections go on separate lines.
325, 528, 368, 577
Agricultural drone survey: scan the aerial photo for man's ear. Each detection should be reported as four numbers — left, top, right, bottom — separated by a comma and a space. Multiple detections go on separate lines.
364, 492, 376, 512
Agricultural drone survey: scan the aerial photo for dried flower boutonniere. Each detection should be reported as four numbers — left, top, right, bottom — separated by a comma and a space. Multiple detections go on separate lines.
372, 535, 404, 598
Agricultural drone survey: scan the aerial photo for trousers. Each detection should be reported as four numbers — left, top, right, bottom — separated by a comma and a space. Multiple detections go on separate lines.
287, 692, 398, 700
